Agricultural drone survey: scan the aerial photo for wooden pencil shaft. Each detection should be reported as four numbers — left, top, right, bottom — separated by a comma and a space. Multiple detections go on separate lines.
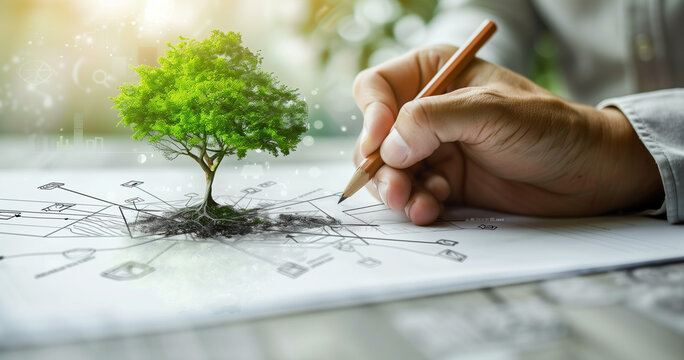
360, 151, 383, 175
340, 20, 497, 201
415, 20, 497, 99
341, 152, 383, 199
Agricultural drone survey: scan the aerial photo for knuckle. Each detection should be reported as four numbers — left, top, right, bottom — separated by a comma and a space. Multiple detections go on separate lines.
440, 87, 509, 145
353, 69, 373, 93
400, 99, 431, 128
457, 87, 507, 111
399, 99, 445, 148
470, 86, 505, 103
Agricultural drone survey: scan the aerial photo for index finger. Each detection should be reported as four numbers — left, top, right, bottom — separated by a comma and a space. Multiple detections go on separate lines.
353, 45, 457, 157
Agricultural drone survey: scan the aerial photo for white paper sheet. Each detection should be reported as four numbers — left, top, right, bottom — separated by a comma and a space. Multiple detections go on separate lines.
1, 164, 683, 347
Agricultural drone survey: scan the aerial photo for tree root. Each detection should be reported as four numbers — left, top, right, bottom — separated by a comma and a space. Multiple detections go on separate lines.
134, 204, 339, 238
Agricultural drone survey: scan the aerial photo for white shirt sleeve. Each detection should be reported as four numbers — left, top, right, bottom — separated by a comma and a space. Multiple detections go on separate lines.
598, 89, 684, 223
425, 0, 540, 75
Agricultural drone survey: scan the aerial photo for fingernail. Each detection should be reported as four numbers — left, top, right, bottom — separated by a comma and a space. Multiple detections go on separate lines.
404, 200, 414, 218
360, 127, 369, 148
381, 128, 409, 165
377, 181, 388, 205
364, 103, 380, 129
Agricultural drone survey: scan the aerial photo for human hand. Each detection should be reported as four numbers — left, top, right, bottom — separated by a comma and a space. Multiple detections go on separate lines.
353, 44, 664, 225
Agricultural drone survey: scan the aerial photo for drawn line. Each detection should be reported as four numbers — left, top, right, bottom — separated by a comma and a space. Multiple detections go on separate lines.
266, 230, 436, 244
120, 207, 133, 238
2, 236, 170, 260
342, 203, 385, 213
233, 192, 248, 207
59, 187, 162, 218
0, 197, 102, 206
263, 193, 340, 211
137, 187, 177, 210
146, 242, 178, 265
44, 205, 112, 237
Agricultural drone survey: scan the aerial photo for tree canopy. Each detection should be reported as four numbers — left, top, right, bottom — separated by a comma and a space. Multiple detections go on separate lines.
112, 30, 308, 207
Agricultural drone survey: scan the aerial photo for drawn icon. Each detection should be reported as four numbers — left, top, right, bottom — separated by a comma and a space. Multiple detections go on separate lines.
92, 69, 112, 88
184, 192, 199, 206
277, 262, 308, 278
438, 249, 468, 262
72, 57, 86, 90
335, 242, 355, 252
478, 224, 497, 230
258, 181, 277, 188
17, 60, 54, 86
437, 239, 458, 246
285, 234, 298, 242
358, 257, 381, 268
241, 187, 261, 194
0, 211, 21, 220
121, 180, 144, 188
124, 197, 144, 204
42, 203, 75, 212
62, 248, 96, 260
125, 197, 144, 209
38, 182, 64, 190
307, 253, 333, 267
101, 261, 155, 281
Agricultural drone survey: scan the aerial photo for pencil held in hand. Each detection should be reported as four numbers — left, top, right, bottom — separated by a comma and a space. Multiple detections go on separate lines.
338, 19, 497, 204
338, 151, 383, 204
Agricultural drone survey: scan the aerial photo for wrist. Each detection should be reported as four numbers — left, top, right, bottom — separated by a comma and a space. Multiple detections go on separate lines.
598, 106, 664, 211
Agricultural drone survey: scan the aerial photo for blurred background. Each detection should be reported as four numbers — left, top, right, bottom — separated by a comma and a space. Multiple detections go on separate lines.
0, 0, 560, 153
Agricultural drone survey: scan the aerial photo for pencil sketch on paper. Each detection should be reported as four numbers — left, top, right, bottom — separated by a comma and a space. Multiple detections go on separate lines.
2, 166, 683, 347
0, 178, 493, 282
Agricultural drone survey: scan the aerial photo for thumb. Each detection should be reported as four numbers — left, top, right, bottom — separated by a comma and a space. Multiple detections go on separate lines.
379, 88, 493, 168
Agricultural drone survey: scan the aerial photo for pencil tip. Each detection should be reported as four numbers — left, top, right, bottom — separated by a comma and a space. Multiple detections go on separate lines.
337, 196, 347, 204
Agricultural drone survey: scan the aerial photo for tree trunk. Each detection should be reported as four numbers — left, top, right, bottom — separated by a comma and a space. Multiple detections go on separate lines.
202, 170, 218, 210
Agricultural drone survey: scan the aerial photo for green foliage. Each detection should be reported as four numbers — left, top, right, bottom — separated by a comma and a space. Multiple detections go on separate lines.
112, 30, 308, 162
112, 30, 308, 207
298, 0, 439, 70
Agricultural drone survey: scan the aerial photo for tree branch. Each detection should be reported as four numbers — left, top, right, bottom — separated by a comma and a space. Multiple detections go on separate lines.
204, 153, 214, 168
184, 149, 212, 175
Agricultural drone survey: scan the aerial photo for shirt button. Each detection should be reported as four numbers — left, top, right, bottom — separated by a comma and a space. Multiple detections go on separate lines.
635, 33, 654, 62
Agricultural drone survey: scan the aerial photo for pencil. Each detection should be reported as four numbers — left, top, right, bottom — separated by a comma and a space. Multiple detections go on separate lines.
338, 19, 497, 204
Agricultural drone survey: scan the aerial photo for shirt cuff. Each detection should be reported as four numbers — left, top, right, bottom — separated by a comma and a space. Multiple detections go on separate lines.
597, 89, 684, 223
639, 200, 667, 216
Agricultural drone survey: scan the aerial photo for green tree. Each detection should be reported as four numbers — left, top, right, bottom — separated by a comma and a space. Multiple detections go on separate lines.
112, 31, 308, 210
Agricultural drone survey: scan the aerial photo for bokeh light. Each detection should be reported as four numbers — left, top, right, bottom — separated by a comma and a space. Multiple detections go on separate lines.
0, 0, 450, 149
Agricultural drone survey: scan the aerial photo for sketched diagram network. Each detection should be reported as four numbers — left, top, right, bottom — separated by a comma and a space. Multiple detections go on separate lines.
0, 178, 500, 283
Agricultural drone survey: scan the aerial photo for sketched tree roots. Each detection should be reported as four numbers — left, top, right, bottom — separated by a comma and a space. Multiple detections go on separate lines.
134, 204, 339, 238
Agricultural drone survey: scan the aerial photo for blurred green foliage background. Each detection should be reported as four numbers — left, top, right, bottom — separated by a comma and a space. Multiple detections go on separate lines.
0, 0, 561, 146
